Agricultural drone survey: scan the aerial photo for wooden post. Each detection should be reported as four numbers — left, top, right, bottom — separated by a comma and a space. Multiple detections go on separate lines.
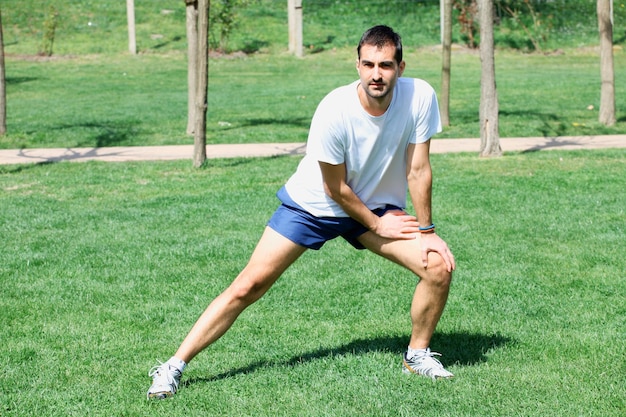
126, 0, 137, 54
478, 0, 501, 157
0, 9, 6, 135
186, 0, 199, 135
598, 0, 616, 126
193, 0, 209, 167
440, 0, 452, 127
288, 0, 295, 53
288, 0, 303, 57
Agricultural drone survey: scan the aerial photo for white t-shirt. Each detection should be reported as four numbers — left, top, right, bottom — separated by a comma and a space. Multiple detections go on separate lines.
283, 77, 441, 217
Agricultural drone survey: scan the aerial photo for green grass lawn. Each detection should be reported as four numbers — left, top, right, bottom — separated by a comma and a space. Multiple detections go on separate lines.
3, 0, 624, 55
2, 47, 625, 150
1, 150, 624, 416
1, 0, 625, 150
1, 2, 625, 415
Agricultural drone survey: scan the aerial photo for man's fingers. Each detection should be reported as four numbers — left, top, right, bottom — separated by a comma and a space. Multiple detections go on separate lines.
421, 249, 429, 268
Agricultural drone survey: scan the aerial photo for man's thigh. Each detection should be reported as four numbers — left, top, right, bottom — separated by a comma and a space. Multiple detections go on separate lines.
248, 226, 308, 276
357, 231, 426, 276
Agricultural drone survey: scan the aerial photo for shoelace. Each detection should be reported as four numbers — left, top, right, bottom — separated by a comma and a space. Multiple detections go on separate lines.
148, 361, 179, 390
407, 349, 449, 377
407, 348, 442, 361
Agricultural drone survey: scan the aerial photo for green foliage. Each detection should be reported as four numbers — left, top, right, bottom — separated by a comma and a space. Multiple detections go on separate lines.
453, 0, 479, 49
209, 0, 258, 53
1, 150, 625, 416
452, 0, 626, 51
38, 5, 58, 56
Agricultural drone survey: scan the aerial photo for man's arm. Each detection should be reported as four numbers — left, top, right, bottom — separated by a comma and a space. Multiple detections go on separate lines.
406, 142, 455, 271
319, 161, 419, 240
406, 142, 433, 226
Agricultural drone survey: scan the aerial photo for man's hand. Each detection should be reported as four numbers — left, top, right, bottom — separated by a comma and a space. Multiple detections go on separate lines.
420, 232, 456, 272
373, 210, 420, 239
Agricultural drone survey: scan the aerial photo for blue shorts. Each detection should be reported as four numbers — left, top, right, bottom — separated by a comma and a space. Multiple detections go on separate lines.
267, 187, 404, 250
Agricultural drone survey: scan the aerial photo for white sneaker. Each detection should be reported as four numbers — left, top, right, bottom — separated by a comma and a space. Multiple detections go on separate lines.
402, 348, 454, 380
147, 361, 182, 399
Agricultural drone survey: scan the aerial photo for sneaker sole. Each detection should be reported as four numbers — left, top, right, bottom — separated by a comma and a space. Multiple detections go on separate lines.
402, 360, 454, 379
147, 391, 174, 400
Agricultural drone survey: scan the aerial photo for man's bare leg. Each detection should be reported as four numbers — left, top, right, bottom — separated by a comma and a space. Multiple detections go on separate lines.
175, 227, 307, 363
147, 227, 307, 399
357, 232, 452, 349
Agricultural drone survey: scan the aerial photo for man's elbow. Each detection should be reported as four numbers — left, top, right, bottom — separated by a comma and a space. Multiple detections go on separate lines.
407, 168, 432, 184
323, 183, 342, 201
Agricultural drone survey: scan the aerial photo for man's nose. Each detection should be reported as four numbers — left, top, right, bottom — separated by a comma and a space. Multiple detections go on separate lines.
373, 65, 381, 79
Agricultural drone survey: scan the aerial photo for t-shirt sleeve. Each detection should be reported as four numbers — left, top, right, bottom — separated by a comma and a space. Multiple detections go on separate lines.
413, 82, 442, 144
305, 94, 346, 165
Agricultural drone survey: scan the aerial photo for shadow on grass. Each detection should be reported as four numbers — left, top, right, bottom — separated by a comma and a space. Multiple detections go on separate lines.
0, 160, 55, 174
6, 76, 39, 85
499, 110, 569, 138
185, 331, 513, 386
48, 120, 141, 148
217, 117, 311, 131
152, 35, 184, 50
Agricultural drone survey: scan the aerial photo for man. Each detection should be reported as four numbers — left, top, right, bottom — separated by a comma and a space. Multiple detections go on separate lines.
147, 25, 456, 400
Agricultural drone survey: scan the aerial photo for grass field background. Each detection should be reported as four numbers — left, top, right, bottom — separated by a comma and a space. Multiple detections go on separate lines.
1, 0, 626, 149
2, 48, 625, 150
1, 1, 625, 416
1, 150, 625, 416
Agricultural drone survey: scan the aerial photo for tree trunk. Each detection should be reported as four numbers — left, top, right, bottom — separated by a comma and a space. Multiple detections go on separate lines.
193, 0, 209, 168
597, 0, 616, 126
126, 0, 137, 54
440, 0, 453, 127
186, 0, 199, 135
0, 9, 6, 135
478, 0, 501, 157
288, 0, 303, 57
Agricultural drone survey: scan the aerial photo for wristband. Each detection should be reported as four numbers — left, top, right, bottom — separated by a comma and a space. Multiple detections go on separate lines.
418, 223, 435, 233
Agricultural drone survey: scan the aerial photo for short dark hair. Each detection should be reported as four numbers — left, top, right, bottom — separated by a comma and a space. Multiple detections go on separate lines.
357, 25, 403, 64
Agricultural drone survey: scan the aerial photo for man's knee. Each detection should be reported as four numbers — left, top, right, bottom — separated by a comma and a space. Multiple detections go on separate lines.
228, 269, 275, 305
424, 253, 453, 287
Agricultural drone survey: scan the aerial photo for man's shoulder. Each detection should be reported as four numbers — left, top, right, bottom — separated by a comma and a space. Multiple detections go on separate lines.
398, 77, 435, 92
316, 80, 359, 113
395, 78, 437, 108
324, 80, 359, 99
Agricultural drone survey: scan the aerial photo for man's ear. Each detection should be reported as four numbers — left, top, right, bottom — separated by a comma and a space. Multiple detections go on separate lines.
398, 60, 406, 76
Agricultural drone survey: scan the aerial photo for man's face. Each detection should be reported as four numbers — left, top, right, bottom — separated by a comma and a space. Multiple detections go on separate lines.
356, 43, 405, 101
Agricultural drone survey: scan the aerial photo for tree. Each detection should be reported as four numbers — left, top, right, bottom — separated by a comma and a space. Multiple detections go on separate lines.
597, 0, 616, 126
193, 0, 210, 167
288, 0, 303, 57
210, 0, 254, 52
39, 6, 58, 57
454, 0, 478, 49
186, 0, 199, 135
478, 0, 501, 157
440, 0, 453, 127
0, 8, 6, 135
127, 0, 137, 55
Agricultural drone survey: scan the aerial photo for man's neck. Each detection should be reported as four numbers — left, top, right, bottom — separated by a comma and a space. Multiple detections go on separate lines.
357, 84, 392, 117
